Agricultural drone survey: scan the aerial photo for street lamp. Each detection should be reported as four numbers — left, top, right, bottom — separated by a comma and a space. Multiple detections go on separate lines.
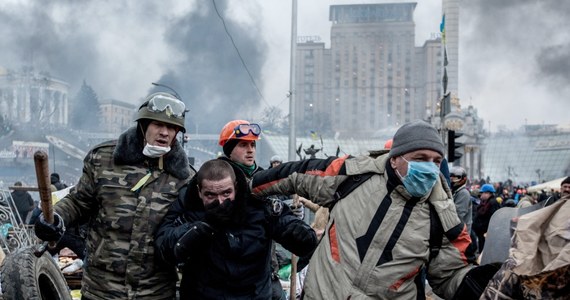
443, 111, 464, 131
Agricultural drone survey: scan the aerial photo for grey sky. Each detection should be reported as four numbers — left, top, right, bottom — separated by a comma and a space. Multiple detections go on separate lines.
0, 0, 567, 133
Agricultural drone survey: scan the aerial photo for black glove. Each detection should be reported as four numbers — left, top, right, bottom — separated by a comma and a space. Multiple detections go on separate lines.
34, 213, 65, 242
173, 221, 215, 262
282, 223, 316, 256
451, 263, 502, 300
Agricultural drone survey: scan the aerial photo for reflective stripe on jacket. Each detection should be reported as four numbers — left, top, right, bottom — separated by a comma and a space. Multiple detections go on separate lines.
253, 153, 473, 299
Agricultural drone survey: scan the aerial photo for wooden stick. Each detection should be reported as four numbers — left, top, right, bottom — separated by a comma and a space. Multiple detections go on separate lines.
33, 150, 56, 248
289, 194, 302, 300
289, 254, 297, 300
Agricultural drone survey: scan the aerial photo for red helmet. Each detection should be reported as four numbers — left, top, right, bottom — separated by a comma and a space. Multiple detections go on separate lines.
218, 120, 261, 147
384, 139, 393, 150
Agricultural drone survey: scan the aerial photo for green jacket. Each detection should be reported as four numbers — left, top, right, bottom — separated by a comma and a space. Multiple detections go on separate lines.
55, 127, 194, 300
253, 153, 473, 299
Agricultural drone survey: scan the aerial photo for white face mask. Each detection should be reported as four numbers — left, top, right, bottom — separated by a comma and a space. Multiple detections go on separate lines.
142, 143, 171, 158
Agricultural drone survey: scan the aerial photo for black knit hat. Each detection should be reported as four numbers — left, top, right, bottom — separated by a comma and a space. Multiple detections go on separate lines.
388, 120, 444, 158
562, 176, 570, 186
223, 139, 240, 157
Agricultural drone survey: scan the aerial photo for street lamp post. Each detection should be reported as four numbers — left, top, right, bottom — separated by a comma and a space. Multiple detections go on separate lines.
288, 0, 298, 162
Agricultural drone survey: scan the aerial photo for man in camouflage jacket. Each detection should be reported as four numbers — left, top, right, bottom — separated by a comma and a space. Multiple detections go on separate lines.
34, 92, 194, 300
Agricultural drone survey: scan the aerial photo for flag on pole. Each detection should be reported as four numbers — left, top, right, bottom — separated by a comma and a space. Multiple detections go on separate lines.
440, 14, 446, 45
442, 68, 448, 94
310, 130, 319, 140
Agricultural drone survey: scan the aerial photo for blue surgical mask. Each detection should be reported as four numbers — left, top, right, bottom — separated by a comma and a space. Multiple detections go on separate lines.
396, 157, 440, 198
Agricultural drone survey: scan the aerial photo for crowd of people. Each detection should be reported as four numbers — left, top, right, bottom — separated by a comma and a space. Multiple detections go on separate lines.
21, 90, 568, 299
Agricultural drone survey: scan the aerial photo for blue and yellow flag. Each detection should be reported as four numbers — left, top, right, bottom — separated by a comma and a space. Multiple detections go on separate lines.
440, 14, 446, 45
310, 130, 319, 140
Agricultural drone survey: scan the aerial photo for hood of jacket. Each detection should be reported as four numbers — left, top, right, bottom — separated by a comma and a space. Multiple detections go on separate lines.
113, 126, 191, 180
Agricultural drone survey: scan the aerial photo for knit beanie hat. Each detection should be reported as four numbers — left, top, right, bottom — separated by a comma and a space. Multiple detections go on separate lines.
223, 139, 240, 157
388, 120, 444, 158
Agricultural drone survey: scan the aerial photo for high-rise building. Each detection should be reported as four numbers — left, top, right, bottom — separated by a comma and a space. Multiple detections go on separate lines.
295, 3, 443, 138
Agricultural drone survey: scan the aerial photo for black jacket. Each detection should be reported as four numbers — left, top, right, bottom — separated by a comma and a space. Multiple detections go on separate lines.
155, 163, 317, 299
10, 190, 35, 223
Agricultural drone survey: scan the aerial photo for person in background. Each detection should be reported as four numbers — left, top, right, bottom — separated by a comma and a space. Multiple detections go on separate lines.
449, 166, 472, 232
252, 120, 496, 299
449, 166, 477, 261
218, 119, 263, 179
34, 92, 194, 300
269, 155, 283, 169
155, 159, 317, 299
560, 177, 570, 196
516, 191, 537, 208
10, 181, 35, 224
50, 173, 68, 191
218, 120, 302, 299
472, 183, 501, 254
383, 138, 393, 150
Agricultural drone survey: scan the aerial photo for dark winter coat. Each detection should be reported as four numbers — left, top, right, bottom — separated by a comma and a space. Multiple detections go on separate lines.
10, 190, 34, 223
473, 196, 501, 234
155, 162, 317, 300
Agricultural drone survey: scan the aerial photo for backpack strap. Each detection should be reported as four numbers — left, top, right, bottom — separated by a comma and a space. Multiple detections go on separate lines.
428, 202, 444, 263
333, 173, 375, 201
331, 173, 444, 263
329, 173, 375, 211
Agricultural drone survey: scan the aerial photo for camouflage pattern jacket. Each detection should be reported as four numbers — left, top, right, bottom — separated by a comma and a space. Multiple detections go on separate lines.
54, 126, 194, 300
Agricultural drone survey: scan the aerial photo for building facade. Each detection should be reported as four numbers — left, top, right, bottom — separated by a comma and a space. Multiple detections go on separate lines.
295, 3, 444, 138
99, 98, 136, 134
0, 67, 69, 127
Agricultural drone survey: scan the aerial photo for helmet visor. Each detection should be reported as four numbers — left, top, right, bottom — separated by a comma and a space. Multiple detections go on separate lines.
147, 94, 186, 119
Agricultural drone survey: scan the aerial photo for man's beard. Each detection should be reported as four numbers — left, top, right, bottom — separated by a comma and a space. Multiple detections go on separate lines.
204, 198, 246, 229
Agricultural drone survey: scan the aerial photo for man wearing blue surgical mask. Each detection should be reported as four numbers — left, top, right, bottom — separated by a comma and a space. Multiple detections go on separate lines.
252, 120, 501, 300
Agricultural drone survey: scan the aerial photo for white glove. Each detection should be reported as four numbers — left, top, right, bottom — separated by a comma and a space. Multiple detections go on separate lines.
289, 203, 304, 219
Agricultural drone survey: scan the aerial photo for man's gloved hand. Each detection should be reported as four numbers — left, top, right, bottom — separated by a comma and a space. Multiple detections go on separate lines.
34, 213, 65, 242
282, 223, 317, 256
289, 203, 304, 219
173, 221, 215, 262
283, 223, 315, 245
451, 262, 502, 300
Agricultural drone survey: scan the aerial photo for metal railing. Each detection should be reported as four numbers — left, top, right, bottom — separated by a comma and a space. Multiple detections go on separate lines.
0, 189, 38, 254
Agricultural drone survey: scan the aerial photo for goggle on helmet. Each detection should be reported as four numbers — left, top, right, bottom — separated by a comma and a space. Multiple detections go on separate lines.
136, 92, 187, 132
218, 120, 261, 146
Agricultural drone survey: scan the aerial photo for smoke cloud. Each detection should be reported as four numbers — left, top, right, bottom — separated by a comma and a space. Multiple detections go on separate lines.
0, 0, 266, 133
2, 0, 568, 134
460, 0, 570, 130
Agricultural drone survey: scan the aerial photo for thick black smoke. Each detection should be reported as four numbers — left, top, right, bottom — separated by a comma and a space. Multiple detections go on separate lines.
0, 1, 267, 134
153, 0, 267, 133
0, 2, 97, 86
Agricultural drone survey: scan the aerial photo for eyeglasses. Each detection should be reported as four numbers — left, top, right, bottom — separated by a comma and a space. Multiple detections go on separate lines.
146, 94, 186, 119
